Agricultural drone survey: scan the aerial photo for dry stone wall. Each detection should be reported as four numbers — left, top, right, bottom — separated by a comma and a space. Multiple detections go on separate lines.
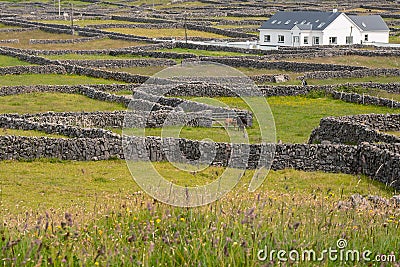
0, 39, 19, 43
309, 114, 400, 145
29, 35, 105, 44
1, 110, 212, 130
302, 68, 400, 80
0, 135, 398, 189
193, 57, 366, 72
57, 59, 176, 68
0, 65, 66, 75
331, 91, 400, 108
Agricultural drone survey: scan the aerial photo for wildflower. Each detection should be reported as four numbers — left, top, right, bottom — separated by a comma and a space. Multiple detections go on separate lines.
98, 230, 103, 236
95, 262, 99, 266
180, 217, 185, 222
156, 218, 161, 224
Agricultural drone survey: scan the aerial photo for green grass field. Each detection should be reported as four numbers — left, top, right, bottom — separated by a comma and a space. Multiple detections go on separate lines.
0, 23, 20, 28
1, 159, 398, 266
0, 55, 33, 67
120, 96, 400, 144
1, 92, 398, 142
0, 93, 125, 114
0, 74, 124, 86
37, 19, 142, 26
42, 54, 148, 60
285, 55, 400, 69
155, 47, 254, 57
106, 65, 167, 75
0, 128, 68, 138
0, 30, 147, 49
104, 28, 229, 39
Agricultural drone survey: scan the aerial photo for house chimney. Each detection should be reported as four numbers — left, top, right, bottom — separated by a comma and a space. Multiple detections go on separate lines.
332, 8, 338, 13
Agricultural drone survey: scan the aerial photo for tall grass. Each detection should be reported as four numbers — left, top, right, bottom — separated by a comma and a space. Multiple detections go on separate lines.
0, 160, 398, 266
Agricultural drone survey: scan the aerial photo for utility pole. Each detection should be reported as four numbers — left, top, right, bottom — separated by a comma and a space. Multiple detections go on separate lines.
58, 0, 61, 16
184, 12, 188, 44
70, 3, 74, 35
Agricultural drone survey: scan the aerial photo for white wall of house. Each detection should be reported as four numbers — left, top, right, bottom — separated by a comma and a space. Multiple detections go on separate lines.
309, 31, 324, 46
291, 27, 313, 47
362, 31, 390, 44
322, 14, 360, 45
259, 29, 293, 46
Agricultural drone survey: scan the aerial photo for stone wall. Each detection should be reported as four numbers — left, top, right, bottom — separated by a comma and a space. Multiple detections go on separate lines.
0, 134, 398, 189
109, 50, 197, 59
302, 68, 400, 80
57, 59, 176, 68
331, 91, 400, 109
0, 115, 117, 139
0, 47, 54, 65
90, 23, 183, 29
0, 27, 37, 32
0, 18, 155, 43
186, 22, 257, 39
1, 110, 212, 130
309, 114, 400, 145
0, 135, 122, 161
29, 35, 105, 44
0, 84, 251, 125
0, 39, 19, 43
0, 65, 66, 75
193, 57, 366, 72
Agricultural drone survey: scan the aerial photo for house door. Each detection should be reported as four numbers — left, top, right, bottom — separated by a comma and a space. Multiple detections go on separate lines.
293, 36, 300, 46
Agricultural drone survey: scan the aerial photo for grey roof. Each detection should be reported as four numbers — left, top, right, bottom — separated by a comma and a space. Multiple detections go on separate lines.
259, 11, 342, 31
294, 24, 313, 30
348, 15, 389, 31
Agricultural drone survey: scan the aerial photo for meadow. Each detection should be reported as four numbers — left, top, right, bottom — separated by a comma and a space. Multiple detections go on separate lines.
0, 93, 125, 114
0, 74, 125, 87
104, 28, 229, 39
1, 160, 399, 266
128, 96, 400, 144
285, 55, 400, 69
0, 30, 146, 50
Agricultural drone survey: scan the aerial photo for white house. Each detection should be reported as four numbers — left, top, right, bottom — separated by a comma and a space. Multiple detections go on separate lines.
259, 10, 389, 47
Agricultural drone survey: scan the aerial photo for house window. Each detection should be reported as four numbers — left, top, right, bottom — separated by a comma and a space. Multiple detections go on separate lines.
364, 34, 369, 42
329, 37, 337, 44
264, 35, 271, 42
346, 36, 353, 44
278, 35, 285, 43
304, 36, 309, 44
313, 36, 320, 45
